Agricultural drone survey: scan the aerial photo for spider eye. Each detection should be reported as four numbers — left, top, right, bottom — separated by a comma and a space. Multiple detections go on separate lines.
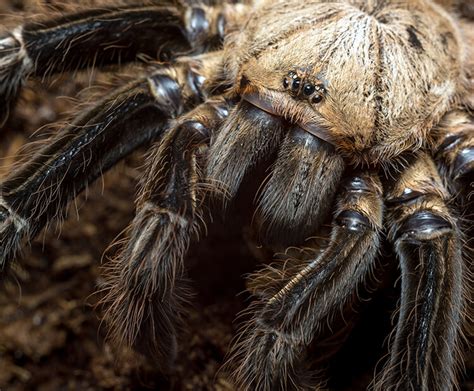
291, 78, 301, 90
303, 83, 315, 96
312, 94, 323, 104
283, 78, 289, 88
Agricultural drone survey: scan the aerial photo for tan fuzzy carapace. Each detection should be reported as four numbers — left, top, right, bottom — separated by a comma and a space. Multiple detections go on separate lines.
224, 0, 467, 165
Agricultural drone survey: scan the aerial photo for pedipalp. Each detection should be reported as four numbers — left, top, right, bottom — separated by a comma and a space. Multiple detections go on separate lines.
101, 95, 231, 369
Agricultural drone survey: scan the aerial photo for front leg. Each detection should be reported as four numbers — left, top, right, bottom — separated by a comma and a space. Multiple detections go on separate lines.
0, 54, 223, 274
100, 96, 230, 370
229, 171, 383, 390
381, 153, 466, 391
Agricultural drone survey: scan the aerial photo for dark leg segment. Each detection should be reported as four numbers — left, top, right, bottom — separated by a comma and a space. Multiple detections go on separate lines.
207, 100, 286, 199
100, 97, 230, 369
0, 2, 246, 124
256, 127, 345, 245
435, 110, 473, 211
229, 171, 383, 390
0, 55, 221, 273
379, 152, 465, 391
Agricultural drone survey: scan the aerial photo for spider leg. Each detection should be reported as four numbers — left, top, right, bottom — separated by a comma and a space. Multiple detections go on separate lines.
229, 171, 383, 391
100, 96, 230, 370
435, 110, 473, 206
0, 1, 246, 124
378, 152, 466, 390
0, 54, 221, 274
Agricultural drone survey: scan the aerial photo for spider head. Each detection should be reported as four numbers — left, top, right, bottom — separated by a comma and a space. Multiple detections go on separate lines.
227, 0, 464, 166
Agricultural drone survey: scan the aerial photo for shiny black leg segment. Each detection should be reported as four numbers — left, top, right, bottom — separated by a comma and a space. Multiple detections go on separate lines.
379, 153, 465, 391
0, 66, 201, 273
229, 172, 383, 391
100, 97, 230, 368
0, 2, 231, 124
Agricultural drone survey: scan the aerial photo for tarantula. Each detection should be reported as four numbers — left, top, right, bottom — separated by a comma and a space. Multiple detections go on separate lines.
0, 0, 472, 389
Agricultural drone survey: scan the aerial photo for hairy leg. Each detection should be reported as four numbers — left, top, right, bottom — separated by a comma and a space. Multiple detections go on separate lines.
379, 152, 466, 391
100, 96, 230, 369
0, 53, 223, 273
0, 1, 247, 124
229, 171, 383, 391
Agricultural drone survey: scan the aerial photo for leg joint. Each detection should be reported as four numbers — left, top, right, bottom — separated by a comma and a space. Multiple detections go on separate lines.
185, 5, 226, 47
148, 73, 183, 117
453, 147, 474, 179
179, 120, 210, 141
397, 211, 453, 241
335, 210, 371, 233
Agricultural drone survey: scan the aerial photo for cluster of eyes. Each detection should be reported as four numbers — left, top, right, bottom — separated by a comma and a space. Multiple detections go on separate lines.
282, 71, 325, 104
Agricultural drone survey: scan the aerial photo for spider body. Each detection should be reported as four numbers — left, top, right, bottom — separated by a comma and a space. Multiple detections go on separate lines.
0, 0, 472, 390
230, 0, 463, 164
